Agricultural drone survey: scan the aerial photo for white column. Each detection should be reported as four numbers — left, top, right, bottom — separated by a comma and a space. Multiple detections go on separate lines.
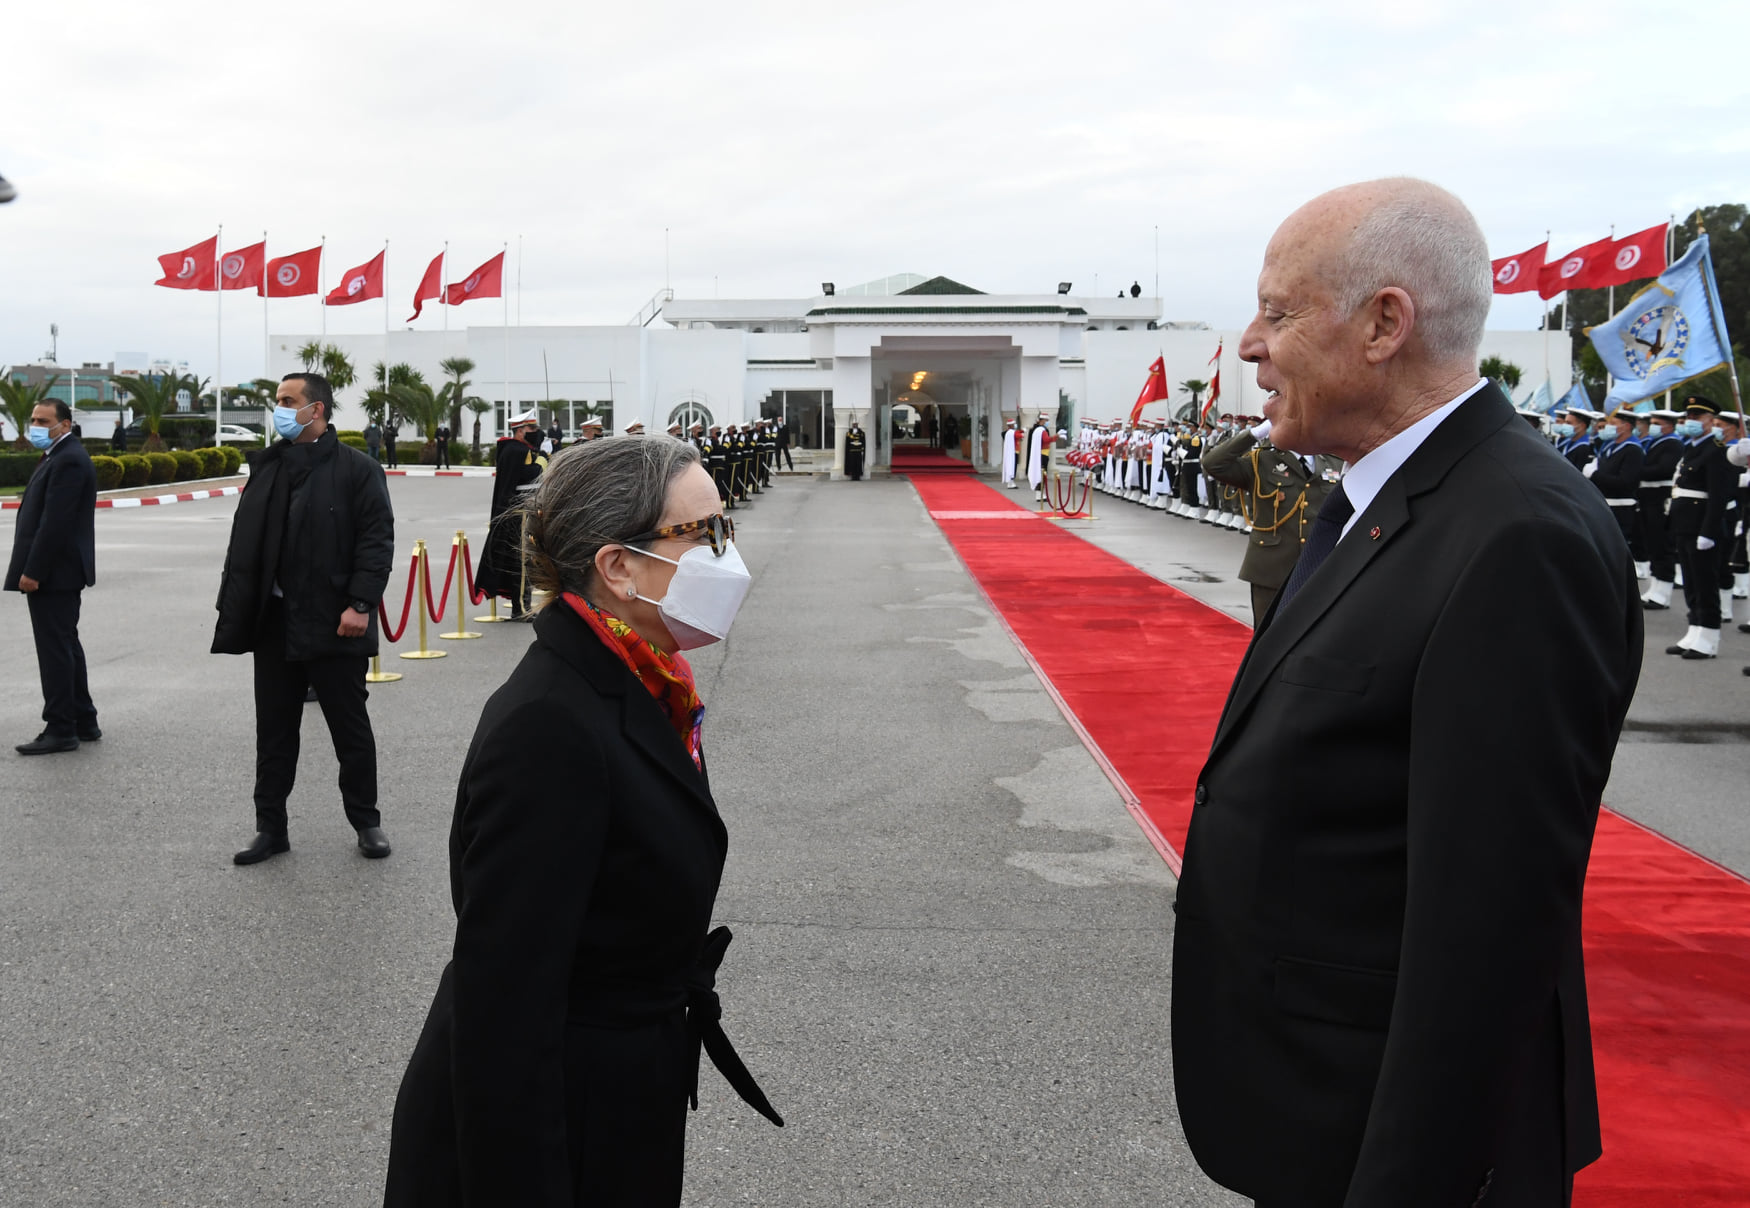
829, 355, 872, 480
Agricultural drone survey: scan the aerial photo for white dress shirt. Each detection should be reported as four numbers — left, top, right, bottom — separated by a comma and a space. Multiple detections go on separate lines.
1337, 379, 1487, 540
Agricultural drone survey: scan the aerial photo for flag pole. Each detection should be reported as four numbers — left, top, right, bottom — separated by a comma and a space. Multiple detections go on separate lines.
1665, 215, 1676, 411
441, 241, 448, 335
517, 234, 523, 327
383, 239, 391, 409
215, 224, 224, 447
502, 241, 510, 431
261, 229, 270, 403
319, 235, 327, 339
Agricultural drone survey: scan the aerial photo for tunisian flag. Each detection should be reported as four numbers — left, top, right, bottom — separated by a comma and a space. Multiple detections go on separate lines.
1491, 242, 1545, 294
445, 251, 504, 305
326, 250, 385, 306
155, 235, 217, 290
219, 241, 265, 291
409, 252, 444, 322
1594, 223, 1668, 288
1128, 355, 1170, 423
1201, 340, 1223, 422
1538, 236, 1614, 298
262, 245, 322, 297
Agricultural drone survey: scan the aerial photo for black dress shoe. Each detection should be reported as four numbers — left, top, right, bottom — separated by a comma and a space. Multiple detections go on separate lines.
1740, 622, 1750, 634
1665, 643, 1692, 655
1682, 648, 1716, 660
16, 732, 78, 755
1641, 599, 1670, 610
78, 726, 101, 742
234, 832, 290, 865
357, 826, 392, 858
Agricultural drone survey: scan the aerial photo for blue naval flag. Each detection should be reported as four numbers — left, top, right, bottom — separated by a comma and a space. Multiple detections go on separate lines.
1550, 381, 1584, 414
1587, 234, 1733, 409
1523, 380, 1553, 413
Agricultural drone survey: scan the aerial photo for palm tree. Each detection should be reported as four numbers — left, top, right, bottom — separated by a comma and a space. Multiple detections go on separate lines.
466, 396, 493, 458
297, 340, 325, 371
390, 381, 448, 461
1478, 356, 1523, 398
439, 356, 476, 430
108, 372, 195, 451
0, 374, 60, 448
1178, 378, 1210, 413
320, 346, 356, 396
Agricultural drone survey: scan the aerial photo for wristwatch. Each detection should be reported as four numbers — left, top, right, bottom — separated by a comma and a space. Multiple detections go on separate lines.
349, 599, 372, 615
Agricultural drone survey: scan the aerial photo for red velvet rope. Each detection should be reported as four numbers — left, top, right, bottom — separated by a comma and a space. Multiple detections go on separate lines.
424, 540, 459, 624
378, 550, 420, 643
460, 537, 488, 605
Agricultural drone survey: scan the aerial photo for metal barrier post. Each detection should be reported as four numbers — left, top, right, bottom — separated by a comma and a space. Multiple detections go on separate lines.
441, 530, 482, 640
366, 655, 402, 684
399, 539, 447, 660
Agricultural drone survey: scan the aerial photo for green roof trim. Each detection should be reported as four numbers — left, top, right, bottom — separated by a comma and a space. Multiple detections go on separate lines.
805, 305, 1087, 318
897, 275, 985, 296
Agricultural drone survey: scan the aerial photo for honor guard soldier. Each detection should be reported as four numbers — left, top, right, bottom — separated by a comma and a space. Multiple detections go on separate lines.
1719, 411, 1749, 620
1172, 423, 1203, 516
1203, 418, 1343, 620
1555, 405, 1596, 472
1666, 395, 1737, 659
1587, 407, 1644, 549
705, 425, 733, 506
844, 419, 867, 480
474, 409, 547, 618
1637, 409, 1685, 602
757, 419, 777, 488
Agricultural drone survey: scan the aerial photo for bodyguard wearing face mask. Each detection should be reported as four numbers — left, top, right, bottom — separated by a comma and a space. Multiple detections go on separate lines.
5, 399, 99, 755
211, 373, 396, 864
1664, 396, 1737, 660
384, 435, 779, 1207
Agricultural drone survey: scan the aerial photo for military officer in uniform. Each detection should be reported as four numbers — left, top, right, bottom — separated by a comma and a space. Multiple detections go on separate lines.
1203, 417, 1343, 620
1555, 405, 1596, 472
704, 425, 732, 506
1637, 409, 1685, 603
1666, 396, 1736, 659
474, 410, 546, 618
844, 419, 867, 481
1718, 411, 1749, 622
1587, 406, 1644, 549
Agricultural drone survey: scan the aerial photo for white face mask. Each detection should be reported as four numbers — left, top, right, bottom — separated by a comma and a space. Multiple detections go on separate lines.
627, 541, 752, 649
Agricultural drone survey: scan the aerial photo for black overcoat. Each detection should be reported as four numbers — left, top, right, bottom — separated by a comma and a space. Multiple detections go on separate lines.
4, 435, 96, 592
1172, 385, 1643, 1207
384, 605, 775, 1207
210, 429, 394, 659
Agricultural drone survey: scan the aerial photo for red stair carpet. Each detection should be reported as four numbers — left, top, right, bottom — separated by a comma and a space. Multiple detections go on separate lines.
890, 446, 977, 474
906, 472, 1750, 1207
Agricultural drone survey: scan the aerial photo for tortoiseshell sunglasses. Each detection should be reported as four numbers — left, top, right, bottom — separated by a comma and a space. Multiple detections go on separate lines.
625, 513, 736, 557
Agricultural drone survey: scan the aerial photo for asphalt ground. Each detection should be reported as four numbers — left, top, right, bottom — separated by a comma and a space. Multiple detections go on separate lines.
0, 472, 1246, 1206
1061, 480, 1750, 878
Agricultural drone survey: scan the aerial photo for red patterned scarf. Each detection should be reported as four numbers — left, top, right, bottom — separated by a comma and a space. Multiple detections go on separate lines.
561, 592, 705, 770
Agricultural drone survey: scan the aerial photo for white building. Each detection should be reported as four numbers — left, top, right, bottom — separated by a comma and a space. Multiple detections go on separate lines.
270, 273, 1567, 478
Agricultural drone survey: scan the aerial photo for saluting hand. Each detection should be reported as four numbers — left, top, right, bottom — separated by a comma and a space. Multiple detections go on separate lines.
337, 608, 369, 638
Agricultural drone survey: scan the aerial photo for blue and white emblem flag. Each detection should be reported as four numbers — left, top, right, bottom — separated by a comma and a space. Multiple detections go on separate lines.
1525, 380, 1554, 414
1587, 234, 1733, 409
1553, 381, 1588, 414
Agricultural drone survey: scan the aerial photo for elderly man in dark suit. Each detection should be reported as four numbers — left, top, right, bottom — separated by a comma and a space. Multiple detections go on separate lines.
6, 399, 99, 754
1171, 178, 1643, 1208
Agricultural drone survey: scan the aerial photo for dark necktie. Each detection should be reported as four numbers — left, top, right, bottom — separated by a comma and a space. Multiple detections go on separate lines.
1277, 482, 1354, 609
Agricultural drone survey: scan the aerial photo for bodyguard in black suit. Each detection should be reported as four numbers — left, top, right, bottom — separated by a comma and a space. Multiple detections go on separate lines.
384, 436, 778, 1206
6, 400, 99, 754
1173, 180, 1642, 1208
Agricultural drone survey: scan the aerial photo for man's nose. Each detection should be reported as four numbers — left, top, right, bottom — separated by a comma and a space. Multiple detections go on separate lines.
1238, 317, 1266, 364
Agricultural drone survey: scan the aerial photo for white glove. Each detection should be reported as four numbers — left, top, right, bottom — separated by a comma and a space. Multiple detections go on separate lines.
1697, 536, 1716, 551
1249, 420, 1272, 441
1581, 461, 1597, 478
1728, 441, 1749, 468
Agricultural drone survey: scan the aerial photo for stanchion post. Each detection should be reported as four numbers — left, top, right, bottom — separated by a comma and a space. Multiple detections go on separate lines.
471, 533, 506, 623
441, 529, 482, 640
366, 654, 402, 684
400, 539, 447, 660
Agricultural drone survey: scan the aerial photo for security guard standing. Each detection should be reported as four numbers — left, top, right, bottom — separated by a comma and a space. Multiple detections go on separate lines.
1637, 409, 1685, 603
1586, 407, 1644, 549
1203, 417, 1343, 620
1666, 395, 1736, 659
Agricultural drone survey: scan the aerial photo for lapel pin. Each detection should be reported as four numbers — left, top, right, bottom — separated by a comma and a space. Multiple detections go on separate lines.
1369, 526, 1381, 540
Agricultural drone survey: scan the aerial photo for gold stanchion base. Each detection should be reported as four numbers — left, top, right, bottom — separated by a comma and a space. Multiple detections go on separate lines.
366, 669, 403, 682
474, 614, 510, 623
399, 650, 448, 660
441, 630, 483, 640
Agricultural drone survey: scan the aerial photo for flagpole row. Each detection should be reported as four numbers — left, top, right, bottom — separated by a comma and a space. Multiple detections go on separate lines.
215, 223, 223, 450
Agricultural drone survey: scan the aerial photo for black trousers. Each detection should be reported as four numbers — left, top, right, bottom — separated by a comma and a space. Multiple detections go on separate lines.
1675, 533, 1722, 628
779, 446, 793, 471
385, 440, 399, 468
251, 599, 379, 836
27, 589, 96, 739
435, 439, 450, 469
1180, 464, 1201, 507
1639, 491, 1674, 580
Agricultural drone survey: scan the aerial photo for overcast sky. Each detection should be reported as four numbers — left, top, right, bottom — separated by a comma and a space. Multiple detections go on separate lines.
5, 0, 1747, 384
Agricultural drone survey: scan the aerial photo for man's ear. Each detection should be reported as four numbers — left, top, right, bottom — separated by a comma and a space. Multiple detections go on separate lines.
1362, 287, 1416, 366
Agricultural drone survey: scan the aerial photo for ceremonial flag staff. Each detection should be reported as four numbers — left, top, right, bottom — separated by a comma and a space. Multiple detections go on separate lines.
517, 234, 523, 327
383, 239, 391, 374
1665, 215, 1676, 409
261, 229, 270, 398
1541, 229, 1551, 386
215, 223, 224, 446
319, 235, 327, 338
442, 241, 449, 335
502, 240, 510, 429
1606, 225, 1616, 391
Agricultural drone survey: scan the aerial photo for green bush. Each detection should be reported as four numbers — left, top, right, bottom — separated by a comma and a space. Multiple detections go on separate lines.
338, 433, 367, 451
156, 417, 215, 449
193, 447, 227, 478
397, 441, 423, 463
171, 451, 202, 482
119, 454, 149, 487
0, 452, 40, 487
91, 455, 125, 490
144, 452, 177, 485
219, 446, 243, 474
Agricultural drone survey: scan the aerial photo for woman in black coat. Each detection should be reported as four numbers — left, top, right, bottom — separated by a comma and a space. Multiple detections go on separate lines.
384, 435, 780, 1208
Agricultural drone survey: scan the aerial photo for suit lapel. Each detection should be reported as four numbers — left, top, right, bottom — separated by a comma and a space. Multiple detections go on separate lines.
533, 607, 721, 824
1208, 385, 1517, 761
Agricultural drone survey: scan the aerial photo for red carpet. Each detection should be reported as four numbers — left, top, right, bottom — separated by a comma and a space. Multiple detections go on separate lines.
891, 446, 976, 474
908, 473, 1750, 1206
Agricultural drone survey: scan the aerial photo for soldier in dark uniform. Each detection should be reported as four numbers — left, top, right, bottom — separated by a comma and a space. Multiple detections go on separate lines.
704, 425, 731, 507
1587, 407, 1644, 550
844, 421, 867, 481
1172, 424, 1203, 516
1555, 405, 1596, 472
1204, 418, 1344, 620
474, 410, 546, 617
1665, 396, 1737, 659
757, 419, 777, 487
1637, 409, 1684, 607
1718, 411, 1748, 622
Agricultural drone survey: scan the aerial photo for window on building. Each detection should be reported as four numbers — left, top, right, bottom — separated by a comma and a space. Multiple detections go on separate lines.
667, 400, 710, 431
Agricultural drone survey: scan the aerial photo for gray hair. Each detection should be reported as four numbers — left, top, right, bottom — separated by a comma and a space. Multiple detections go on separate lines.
1332, 178, 1492, 364
521, 434, 702, 601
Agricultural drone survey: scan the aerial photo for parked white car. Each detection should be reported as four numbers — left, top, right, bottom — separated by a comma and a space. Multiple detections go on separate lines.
215, 424, 259, 443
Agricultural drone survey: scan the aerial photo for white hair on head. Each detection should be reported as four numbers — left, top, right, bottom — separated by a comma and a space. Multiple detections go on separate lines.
1332, 177, 1492, 364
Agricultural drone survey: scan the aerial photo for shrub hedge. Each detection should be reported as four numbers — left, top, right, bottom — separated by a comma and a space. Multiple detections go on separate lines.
91, 456, 125, 490
119, 455, 149, 487
144, 452, 177, 485
170, 451, 201, 482
219, 446, 243, 474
